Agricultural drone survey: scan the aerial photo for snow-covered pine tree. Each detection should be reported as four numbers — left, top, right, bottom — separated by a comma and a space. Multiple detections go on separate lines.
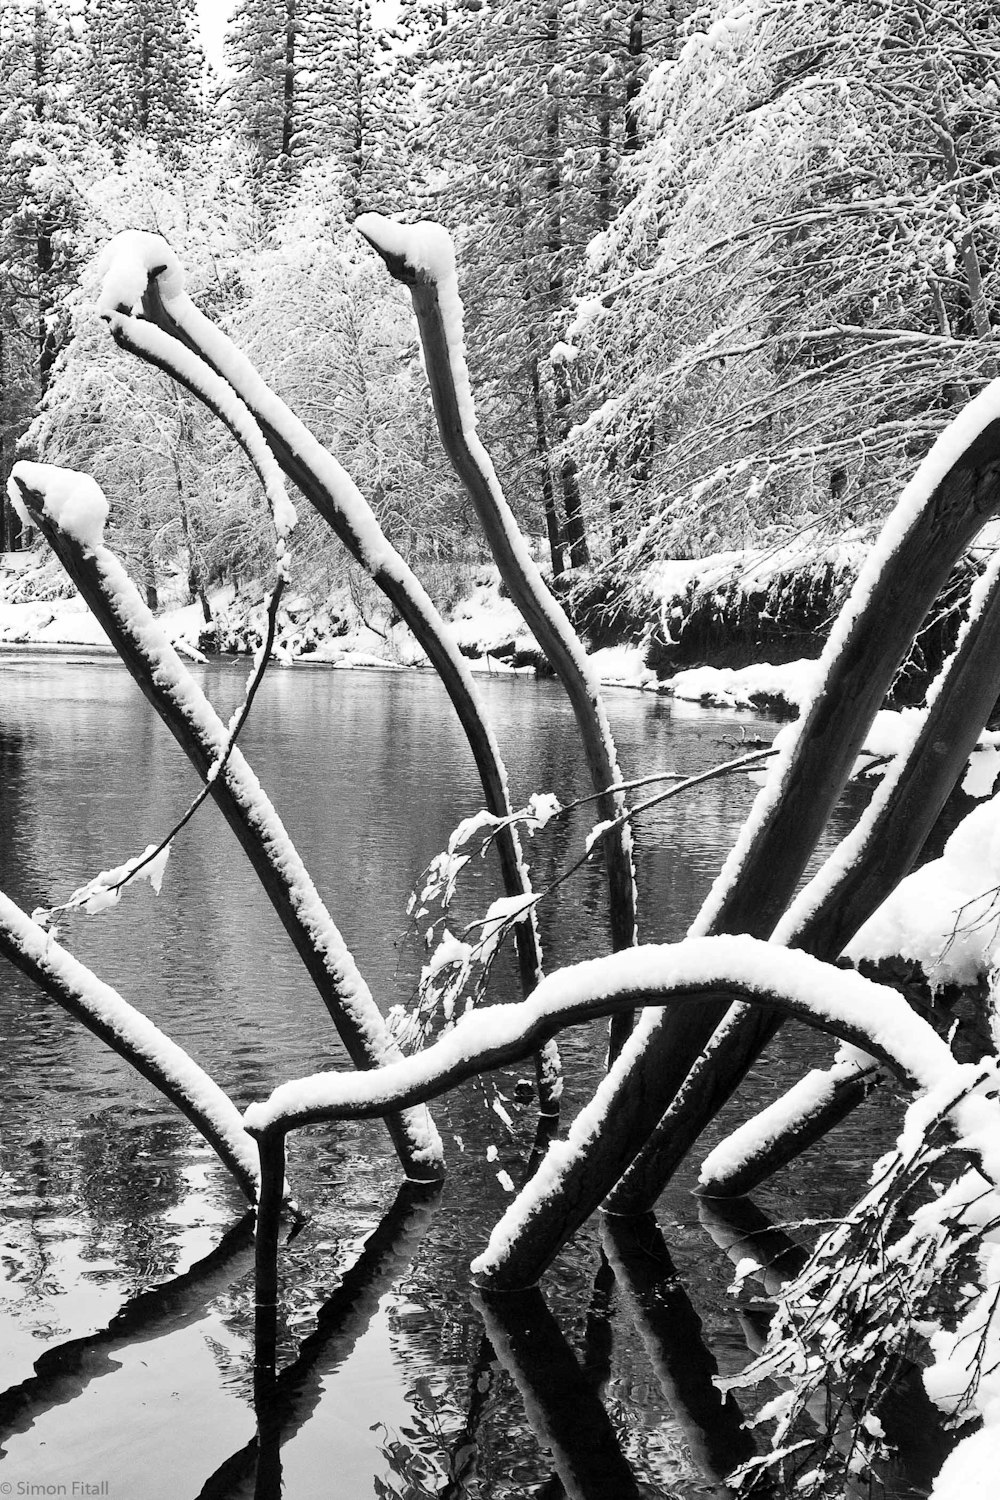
80, 0, 206, 155
416, 2, 687, 574
0, 0, 87, 543
225, 0, 294, 170
226, 0, 413, 213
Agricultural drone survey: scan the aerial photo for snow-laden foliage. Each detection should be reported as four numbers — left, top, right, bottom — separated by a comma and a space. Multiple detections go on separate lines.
567, 0, 1000, 565
726, 1068, 1000, 1498
21, 146, 469, 606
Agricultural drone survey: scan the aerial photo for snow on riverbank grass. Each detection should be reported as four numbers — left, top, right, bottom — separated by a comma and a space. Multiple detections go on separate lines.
0, 533, 985, 724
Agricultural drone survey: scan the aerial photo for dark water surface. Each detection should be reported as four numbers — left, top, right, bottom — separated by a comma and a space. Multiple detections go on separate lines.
0, 656, 904, 1498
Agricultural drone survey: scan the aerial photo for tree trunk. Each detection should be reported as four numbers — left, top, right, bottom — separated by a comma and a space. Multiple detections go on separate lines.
543, 0, 589, 569
282, 0, 295, 159
474, 408, 1000, 1287
529, 353, 565, 576
34, 2, 56, 398
624, 6, 644, 158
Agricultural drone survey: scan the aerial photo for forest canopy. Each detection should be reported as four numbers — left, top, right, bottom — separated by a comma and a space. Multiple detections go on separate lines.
5, 0, 998, 607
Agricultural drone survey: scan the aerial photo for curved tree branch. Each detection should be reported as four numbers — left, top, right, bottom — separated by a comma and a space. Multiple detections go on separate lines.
355, 214, 639, 1058
13, 465, 443, 1184
243, 936, 960, 1140
94, 231, 559, 1114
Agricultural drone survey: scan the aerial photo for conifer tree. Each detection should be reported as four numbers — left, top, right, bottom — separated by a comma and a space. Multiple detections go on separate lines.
416, 2, 685, 571
0, 0, 84, 545
80, 0, 206, 154
226, 0, 412, 212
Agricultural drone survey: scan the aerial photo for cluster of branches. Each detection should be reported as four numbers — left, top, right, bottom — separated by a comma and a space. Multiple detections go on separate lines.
8, 207, 1000, 1494
565, 0, 1000, 567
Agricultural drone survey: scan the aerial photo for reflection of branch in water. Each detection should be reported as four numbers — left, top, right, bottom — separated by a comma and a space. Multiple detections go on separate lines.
601, 1213, 755, 1486
435, 1252, 616, 1500
472, 1285, 642, 1500
435, 1334, 498, 1500
580, 1252, 615, 1398
697, 1195, 809, 1298
197, 1180, 441, 1500
0, 1211, 254, 1453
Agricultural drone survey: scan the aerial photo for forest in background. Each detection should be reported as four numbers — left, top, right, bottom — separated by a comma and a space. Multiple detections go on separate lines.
2, 0, 999, 624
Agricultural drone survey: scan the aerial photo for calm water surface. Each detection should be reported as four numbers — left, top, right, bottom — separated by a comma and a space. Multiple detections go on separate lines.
0, 655, 907, 1498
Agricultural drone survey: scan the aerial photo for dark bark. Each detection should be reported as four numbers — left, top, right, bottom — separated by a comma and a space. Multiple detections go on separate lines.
543, 1, 589, 569
596, 14, 614, 232
623, 7, 644, 157
611, 536, 1000, 1209
281, 0, 295, 160
529, 353, 565, 576
472, 411, 1000, 1287
253, 1130, 286, 1378
33, 3, 56, 397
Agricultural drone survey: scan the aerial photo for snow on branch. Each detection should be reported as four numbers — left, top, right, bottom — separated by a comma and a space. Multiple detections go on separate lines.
12, 463, 443, 1183
93, 229, 558, 1113
696, 1047, 882, 1197
0, 888, 259, 1201
8, 460, 108, 550
356, 214, 639, 1034
243, 935, 970, 1140
96, 245, 296, 578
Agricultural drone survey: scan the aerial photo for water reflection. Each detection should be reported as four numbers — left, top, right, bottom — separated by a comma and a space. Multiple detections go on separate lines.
0, 1212, 253, 1452
473, 1287, 644, 1500
602, 1214, 754, 1488
202, 1181, 441, 1500
0, 659, 902, 1497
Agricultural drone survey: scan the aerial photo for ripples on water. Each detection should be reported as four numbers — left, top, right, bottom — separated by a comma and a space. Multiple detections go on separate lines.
0, 656, 910, 1497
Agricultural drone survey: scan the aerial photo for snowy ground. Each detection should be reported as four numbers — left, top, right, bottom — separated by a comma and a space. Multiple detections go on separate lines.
0, 548, 825, 712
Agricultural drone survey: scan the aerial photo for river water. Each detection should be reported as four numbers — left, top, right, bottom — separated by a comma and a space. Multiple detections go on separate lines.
0, 655, 909, 1498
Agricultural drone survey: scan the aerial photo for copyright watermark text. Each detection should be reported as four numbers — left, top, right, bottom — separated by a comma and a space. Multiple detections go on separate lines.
0, 1485, 111, 1497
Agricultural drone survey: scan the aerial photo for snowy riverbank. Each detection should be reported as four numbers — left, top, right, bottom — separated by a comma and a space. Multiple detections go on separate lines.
0, 541, 859, 716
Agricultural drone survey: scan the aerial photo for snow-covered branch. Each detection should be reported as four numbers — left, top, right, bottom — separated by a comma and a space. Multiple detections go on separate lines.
356, 213, 639, 1057
94, 229, 560, 1113
243, 936, 966, 1139
0, 888, 259, 1202
10, 460, 444, 1184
